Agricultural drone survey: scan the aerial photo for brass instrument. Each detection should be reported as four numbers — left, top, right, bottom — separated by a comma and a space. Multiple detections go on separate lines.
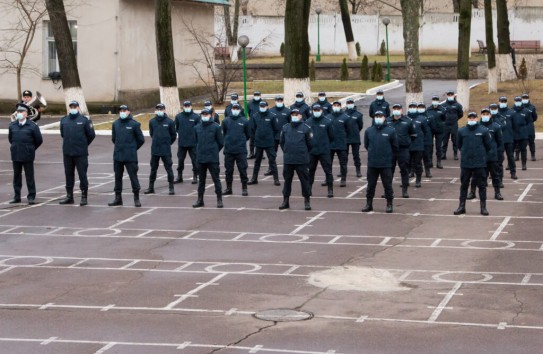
11, 91, 47, 122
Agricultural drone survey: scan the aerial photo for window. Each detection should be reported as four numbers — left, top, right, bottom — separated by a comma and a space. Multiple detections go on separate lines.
44, 20, 77, 77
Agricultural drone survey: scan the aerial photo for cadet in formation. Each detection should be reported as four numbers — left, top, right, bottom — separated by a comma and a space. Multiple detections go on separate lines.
441, 90, 464, 161
388, 104, 416, 198
343, 98, 364, 178
307, 104, 335, 198
426, 95, 446, 169
369, 89, 391, 120
175, 101, 200, 184
328, 101, 350, 187
407, 101, 429, 188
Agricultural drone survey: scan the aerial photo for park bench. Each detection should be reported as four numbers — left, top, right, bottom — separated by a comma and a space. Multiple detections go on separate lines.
511, 40, 540, 52
214, 46, 231, 60
477, 40, 487, 55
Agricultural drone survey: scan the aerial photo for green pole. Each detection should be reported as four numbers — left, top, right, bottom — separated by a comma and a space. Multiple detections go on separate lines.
385, 24, 391, 82
316, 13, 321, 62
242, 46, 248, 113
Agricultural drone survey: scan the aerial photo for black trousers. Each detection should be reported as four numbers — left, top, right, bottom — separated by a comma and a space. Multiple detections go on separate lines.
442, 125, 458, 155
528, 134, 536, 155
283, 163, 311, 198
433, 133, 444, 160
497, 149, 505, 182
504, 142, 516, 173
114, 161, 140, 193
330, 149, 348, 179
346, 143, 361, 168
225, 153, 248, 185
514, 139, 528, 163
13, 161, 36, 200
177, 146, 198, 175
149, 155, 174, 183
197, 162, 222, 196
308, 153, 333, 185
273, 140, 280, 152
460, 167, 486, 202
366, 167, 393, 200
423, 144, 433, 168
409, 150, 424, 177
64, 155, 88, 191
392, 147, 410, 187
249, 137, 255, 155
252, 146, 277, 179
471, 161, 500, 189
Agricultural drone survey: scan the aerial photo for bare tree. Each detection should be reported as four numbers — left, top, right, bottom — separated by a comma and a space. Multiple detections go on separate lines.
339, 0, 357, 60
484, 0, 497, 93
154, 0, 180, 117
45, 0, 89, 115
223, 0, 241, 60
347, 0, 362, 13
496, 0, 515, 81
400, 0, 423, 105
456, 0, 472, 110
0, 0, 47, 100
283, 0, 311, 105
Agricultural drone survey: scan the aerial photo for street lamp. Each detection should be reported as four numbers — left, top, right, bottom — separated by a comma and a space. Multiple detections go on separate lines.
382, 17, 391, 82
238, 35, 250, 113
316, 7, 321, 62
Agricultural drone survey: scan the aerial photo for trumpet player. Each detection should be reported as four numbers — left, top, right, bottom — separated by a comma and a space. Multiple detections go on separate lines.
21, 90, 42, 122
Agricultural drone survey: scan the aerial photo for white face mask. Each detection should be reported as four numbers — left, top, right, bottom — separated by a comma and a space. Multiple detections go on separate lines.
231, 109, 240, 116
201, 116, 211, 122
231, 100, 238, 104
16, 113, 24, 120
276, 102, 284, 108
184, 107, 192, 113
69, 109, 78, 115
447, 96, 454, 101
499, 103, 507, 109
156, 111, 164, 117
319, 97, 325, 102
408, 108, 417, 114
332, 106, 341, 113
467, 120, 477, 126
514, 102, 522, 107
481, 115, 491, 122
374, 117, 385, 125
119, 112, 128, 119
376, 95, 384, 100
490, 109, 498, 115
522, 99, 529, 104
347, 104, 355, 110
313, 111, 322, 118
259, 107, 267, 113
432, 101, 439, 106
254, 96, 261, 101
205, 105, 212, 110
392, 110, 401, 117
295, 97, 303, 103
417, 108, 425, 114
291, 115, 301, 122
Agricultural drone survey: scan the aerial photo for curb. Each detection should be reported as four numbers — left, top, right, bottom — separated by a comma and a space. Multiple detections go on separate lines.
366, 80, 402, 95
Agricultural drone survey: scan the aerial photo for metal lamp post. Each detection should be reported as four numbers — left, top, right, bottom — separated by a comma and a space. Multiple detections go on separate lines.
382, 17, 391, 82
238, 35, 250, 113
316, 7, 321, 62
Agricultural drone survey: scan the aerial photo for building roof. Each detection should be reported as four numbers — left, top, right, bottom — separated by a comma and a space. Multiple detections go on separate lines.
193, 0, 229, 5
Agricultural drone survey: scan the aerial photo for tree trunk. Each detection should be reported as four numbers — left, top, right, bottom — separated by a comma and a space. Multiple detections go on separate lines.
484, 0, 497, 93
456, 0, 471, 111
155, 0, 180, 117
16, 67, 22, 102
283, 0, 311, 105
496, 0, 515, 81
44, 0, 89, 115
400, 0, 423, 106
340, 0, 357, 61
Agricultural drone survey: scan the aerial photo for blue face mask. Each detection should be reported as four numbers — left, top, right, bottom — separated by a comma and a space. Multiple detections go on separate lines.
204, 105, 212, 111
490, 109, 498, 115
119, 112, 128, 119
201, 116, 211, 122
156, 111, 164, 117
291, 115, 300, 123
69, 109, 78, 115
376, 95, 384, 100
408, 108, 417, 114
184, 108, 192, 113
522, 99, 529, 104
374, 117, 385, 125
467, 120, 477, 126
16, 113, 24, 120
447, 96, 455, 101
295, 97, 303, 103
231, 99, 238, 104
499, 103, 507, 109
231, 110, 240, 116
432, 101, 439, 106
514, 102, 522, 107
332, 106, 341, 113
254, 96, 261, 101
313, 111, 322, 118
347, 104, 355, 110
417, 108, 425, 114
276, 102, 284, 108
259, 107, 267, 113
319, 97, 325, 102
392, 110, 401, 117
481, 115, 491, 123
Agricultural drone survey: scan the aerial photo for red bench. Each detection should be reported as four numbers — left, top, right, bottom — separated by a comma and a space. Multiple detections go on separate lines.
511, 40, 540, 52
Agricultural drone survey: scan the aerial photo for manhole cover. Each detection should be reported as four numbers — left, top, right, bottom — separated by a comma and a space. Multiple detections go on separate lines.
254, 309, 313, 322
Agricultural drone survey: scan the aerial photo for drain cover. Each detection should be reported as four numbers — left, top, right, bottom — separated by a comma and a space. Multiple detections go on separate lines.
254, 309, 313, 322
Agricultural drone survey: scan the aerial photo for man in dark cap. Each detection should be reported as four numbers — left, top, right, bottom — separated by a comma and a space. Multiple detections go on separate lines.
521, 93, 538, 161
369, 90, 391, 120
109, 105, 145, 207
279, 109, 313, 210
8, 104, 43, 204
307, 104, 335, 197
454, 112, 492, 216
58, 100, 96, 206
489, 103, 506, 186
344, 98, 364, 178
441, 90, 463, 160
222, 103, 251, 196
174, 101, 200, 184
497, 96, 517, 179
290, 92, 311, 121
204, 101, 220, 124
144, 103, 177, 195
426, 95, 446, 169
511, 96, 530, 171
225, 93, 245, 118
247, 91, 263, 159
407, 102, 429, 187
20, 90, 42, 122
265, 95, 291, 176
193, 109, 224, 208
328, 101, 351, 187
248, 101, 280, 186
312, 92, 332, 115
362, 111, 398, 213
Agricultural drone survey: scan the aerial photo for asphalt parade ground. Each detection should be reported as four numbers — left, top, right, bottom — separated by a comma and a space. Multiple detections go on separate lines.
0, 127, 542, 354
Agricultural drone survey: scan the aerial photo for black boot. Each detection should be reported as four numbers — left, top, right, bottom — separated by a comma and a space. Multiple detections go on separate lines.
247, 176, 258, 185
134, 191, 141, 207
263, 170, 273, 176
480, 200, 489, 216
466, 188, 476, 200
531, 153, 536, 161
9, 197, 21, 204
108, 193, 123, 206
442, 154, 447, 160
248, 146, 255, 159
278, 196, 290, 210
191, 173, 198, 185
386, 199, 393, 213
327, 184, 334, 198
361, 198, 373, 212
168, 183, 175, 195
453, 200, 466, 215
511, 172, 518, 180
321, 181, 328, 186
494, 187, 503, 201
425, 167, 432, 178
192, 194, 204, 208
242, 183, 248, 196
223, 182, 233, 195
454, 152, 458, 160
499, 179, 504, 188
217, 195, 223, 208
409, 171, 415, 178
402, 186, 409, 198
144, 182, 155, 194
436, 160, 443, 169
59, 189, 74, 205
415, 175, 422, 188
340, 178, 346, 188
174, 175, 183, 183
304, 197, 311, 211
515, 151, 520, 161
522, 161, 527, 171
80, 189, 88, 206
274, 176, 281, 186
356, 166, 362, 178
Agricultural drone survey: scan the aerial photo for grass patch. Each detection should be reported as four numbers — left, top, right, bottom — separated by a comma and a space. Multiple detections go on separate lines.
95, 114, 153, 131
247, 54, 486, 65
229, 80, 380, 95
469, 79, 543, 131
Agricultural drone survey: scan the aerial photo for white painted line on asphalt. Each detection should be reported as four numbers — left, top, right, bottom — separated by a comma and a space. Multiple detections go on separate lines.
379, 237, 392, 246
497, 322, 508, 330
430, 239, 442, 247
517, 183, 533, 202
68, 258, 90, 268
100, 304, 116, 312
163, 273, 227, 310
231, 232, 247, 240
346, 184, 367, 199
521, 274, 532, 284
450, 178, 458, 184
109, 207, 157, 229
290, 211, 326, 235
249, 345, 264, 353
489, 217, 511, 241
427, 282, 463, 322
94, 343, 117, 354
0, 266, 14, 275
182, 231, 199, 239
40, 337, 58, 345
120, 260, 140, 269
